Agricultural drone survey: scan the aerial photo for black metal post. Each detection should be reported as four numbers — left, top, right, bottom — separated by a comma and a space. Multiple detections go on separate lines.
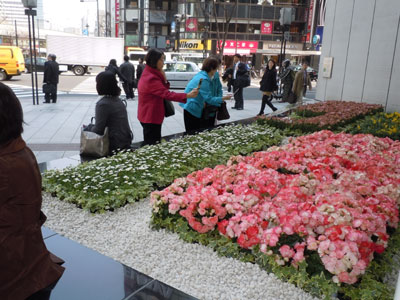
14, 20, 18, 47
26, 9, 35, 105
176, 20, 180, 52
96, 0, 100, 36
31, 11, 39, 105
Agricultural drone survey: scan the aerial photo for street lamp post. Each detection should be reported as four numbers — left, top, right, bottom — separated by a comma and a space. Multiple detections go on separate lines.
14, 20, 18, 47
22, 0, 39, 105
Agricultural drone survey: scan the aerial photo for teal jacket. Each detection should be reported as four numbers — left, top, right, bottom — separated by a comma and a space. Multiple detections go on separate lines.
180, 71, 223, 118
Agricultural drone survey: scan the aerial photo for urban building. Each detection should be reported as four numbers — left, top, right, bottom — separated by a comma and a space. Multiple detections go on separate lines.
316, 0, 400, 113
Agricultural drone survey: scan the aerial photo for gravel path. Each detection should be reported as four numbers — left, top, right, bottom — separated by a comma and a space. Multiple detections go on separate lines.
42, 194, 319, 300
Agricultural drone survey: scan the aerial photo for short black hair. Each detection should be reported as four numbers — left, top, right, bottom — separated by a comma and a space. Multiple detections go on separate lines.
201, 57, 219, 73
145, 49, 164, 69
234, 54, 241, 58
268, 58, 276, 70
210, 55, 222, 65
124, 55, 129, 62
109, 59, 117, 66
96, 71, 121, 96
0, 82, 24, 145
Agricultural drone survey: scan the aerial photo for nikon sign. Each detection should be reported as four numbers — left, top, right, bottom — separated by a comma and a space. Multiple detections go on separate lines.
175, 39, 211, 51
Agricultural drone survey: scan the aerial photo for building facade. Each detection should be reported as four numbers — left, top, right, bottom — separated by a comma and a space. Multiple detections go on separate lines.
316, 0, 400, 113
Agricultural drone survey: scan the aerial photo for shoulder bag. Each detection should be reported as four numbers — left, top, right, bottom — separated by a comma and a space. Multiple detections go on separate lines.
164, 99, 175, 117
217, 101, 230, 121
80, 117, 110, 157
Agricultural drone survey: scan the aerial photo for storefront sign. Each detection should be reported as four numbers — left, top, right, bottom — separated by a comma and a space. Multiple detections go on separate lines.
261, 21, 273, 34
264, 41, 302, 50
220, 40, 258, 53
186, 18, 198, 32
176, 39, 210, 50
306, 0, 315, 43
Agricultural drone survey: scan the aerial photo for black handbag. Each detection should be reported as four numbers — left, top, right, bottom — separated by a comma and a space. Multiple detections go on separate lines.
217, 101, 230, 121
202, 104, 219, 120
287, 91, 297, 104
164, 99, 175, 117
42, 83, 54, 94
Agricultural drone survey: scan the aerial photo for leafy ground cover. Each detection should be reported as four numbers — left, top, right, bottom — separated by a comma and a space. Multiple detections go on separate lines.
43, 124, 284, 212
258, 101, 383, 132
344, 112, 400, 140
151, 131, 400, 299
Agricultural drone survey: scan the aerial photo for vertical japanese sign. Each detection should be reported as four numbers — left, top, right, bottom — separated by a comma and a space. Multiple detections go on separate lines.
115, 0, 120, 37
261, 21, 272, 34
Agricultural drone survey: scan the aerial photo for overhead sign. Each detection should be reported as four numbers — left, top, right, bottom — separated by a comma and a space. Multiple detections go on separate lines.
176, 39, 210, 50
185, 18, 198, 32
261, 21, 273, 34
221, 40, 258, 53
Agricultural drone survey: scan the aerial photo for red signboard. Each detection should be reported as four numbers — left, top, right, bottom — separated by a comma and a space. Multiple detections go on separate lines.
307, 0, 314, 43
261, 21, 273, 34
221, 40, 258, 52
115, 0, 120, 37
186, 18, 198, 32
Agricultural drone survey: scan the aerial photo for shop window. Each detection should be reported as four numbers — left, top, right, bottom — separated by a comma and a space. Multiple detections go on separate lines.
162, 25, 168, 36
236, 24, 247, 33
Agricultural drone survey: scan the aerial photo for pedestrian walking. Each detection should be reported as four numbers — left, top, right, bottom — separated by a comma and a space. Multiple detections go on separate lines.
231, 54, 250, 110
280, 59, 295, 103
43, 54, 59, 103
0, 82, 65, 300
105, 59, 127, 83
87, 71, 133, 153
180, 57, 231, 134
258, 59, 278, 116
137, 49, 198, 146
136, 58, 145, 81
292, 61, 312, 105
119, 55, 135, 100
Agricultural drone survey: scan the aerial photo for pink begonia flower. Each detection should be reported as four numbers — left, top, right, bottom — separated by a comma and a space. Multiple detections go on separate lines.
279, 245, 295, 259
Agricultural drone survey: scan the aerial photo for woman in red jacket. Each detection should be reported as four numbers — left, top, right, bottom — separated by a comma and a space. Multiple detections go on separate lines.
138, 49, 198, 145
0, 82, 64, 300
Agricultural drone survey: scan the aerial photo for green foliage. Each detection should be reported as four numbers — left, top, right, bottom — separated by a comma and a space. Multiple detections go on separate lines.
43, 124, 284, 212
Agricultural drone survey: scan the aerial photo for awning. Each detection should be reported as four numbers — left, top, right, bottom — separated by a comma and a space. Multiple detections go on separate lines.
256, 49, 321, 56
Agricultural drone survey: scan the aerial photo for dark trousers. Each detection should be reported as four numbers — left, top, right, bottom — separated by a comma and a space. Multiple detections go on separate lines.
123, 82, 135, 99
303, 85, 307, 97
233, 86, 243, 109
259, 94, 277, 114
141, 122, 162, 146
44, 83, 57, 103
184, 110, 205, 135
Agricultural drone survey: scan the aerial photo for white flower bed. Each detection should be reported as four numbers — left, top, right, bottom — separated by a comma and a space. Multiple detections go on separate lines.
42, 193, 318, 300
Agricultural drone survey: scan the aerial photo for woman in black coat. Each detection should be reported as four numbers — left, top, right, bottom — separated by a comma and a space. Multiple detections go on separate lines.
258, 59, 278, 115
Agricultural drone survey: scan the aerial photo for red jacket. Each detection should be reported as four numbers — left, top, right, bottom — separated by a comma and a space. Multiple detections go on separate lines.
0, 137, 64, 300
138, 66, 187, 125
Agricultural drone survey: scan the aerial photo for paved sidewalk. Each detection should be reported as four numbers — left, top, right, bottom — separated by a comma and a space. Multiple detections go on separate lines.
16, 84, 316, 163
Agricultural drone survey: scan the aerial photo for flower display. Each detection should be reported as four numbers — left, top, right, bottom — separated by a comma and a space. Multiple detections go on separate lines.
151, 131, 400, 285
258, 101, 383, 132
345, 112, 400, 140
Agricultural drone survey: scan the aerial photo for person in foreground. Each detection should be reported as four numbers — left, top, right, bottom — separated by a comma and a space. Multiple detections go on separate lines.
258, 59, 278, 115
89, 71, 133, 153
180, 57, 231, 134
138, 49, 198, 145
0, 82, 64, 300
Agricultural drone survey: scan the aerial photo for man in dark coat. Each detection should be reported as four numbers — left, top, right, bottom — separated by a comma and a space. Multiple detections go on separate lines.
119, 55, 135, 100
231, 54, 249, 110
136, 58, 145, 81
43, 54, 59, 103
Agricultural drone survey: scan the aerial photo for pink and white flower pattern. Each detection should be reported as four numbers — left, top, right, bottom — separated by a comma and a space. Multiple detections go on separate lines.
151, 131, 400, 284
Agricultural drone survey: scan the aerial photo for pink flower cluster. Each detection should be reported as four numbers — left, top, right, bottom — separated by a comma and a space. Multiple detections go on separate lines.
150, 131, 400, 284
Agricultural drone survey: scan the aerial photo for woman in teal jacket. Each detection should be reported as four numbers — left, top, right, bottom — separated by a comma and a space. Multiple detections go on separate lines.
181, 57, 231, 134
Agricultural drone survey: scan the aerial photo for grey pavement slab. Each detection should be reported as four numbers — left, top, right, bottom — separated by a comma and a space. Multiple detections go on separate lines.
18, 89, 316, 164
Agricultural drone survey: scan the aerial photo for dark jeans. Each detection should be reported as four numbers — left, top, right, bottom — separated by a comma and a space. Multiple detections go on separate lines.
184, 110, 205, 135
44, 83, 57, 103
141, 122, 161, 146
122, 82, 135, 99
233, 86, 243, 109
303, 85, 307, 97
259, 94, 277, 114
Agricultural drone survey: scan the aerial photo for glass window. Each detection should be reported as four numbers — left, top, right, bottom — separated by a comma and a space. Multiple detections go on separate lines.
126, 0, 138, 8
262, 6, 274, 19
126, 22, 138, 34
236, 24, 247, 33
126, 34, 139, 46
175, 63, 192, 72
129, 53, 146, 61
237, 5, 248, 18
250, 6, 262, 19
163, 63, 176, 72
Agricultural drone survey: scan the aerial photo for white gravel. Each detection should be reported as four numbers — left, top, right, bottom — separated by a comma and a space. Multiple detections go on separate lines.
42, 193, 320, 300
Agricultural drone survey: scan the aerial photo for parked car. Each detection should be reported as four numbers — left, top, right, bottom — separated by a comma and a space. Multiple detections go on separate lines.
0, 46, 25, 80
25, 57, 47, 73
163, 61, 200, 89
294, 65, 318, 81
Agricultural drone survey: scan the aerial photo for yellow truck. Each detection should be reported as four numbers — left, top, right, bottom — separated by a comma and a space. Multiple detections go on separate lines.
0, 46, 25, 81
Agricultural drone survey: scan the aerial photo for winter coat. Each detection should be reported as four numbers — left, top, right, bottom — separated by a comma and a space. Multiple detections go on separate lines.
119, 62, 135, 84
136, 63, 145, 80
43, 60, 59, 84
91, 96, 133, 152
180, 71, 223, 119
293, 69, 312, 98
233, 62, 250, 88
105, 64, 127, 83
0, 137, 64, 300
260, 68, 278, 92
138, 66, 187, 125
